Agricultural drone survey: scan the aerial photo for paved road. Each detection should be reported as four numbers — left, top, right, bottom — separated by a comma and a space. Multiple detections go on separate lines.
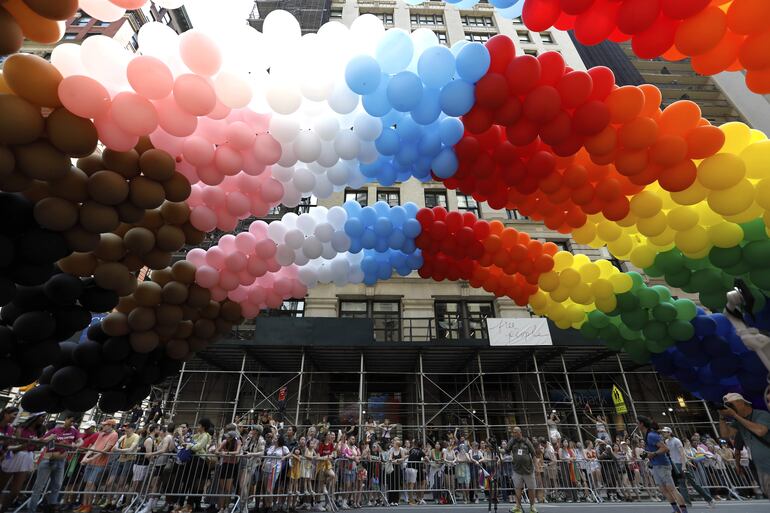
352, 501, 769, 513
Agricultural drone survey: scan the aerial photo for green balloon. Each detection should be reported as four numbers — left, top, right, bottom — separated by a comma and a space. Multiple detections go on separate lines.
652, 302, 678, 322
599, 323, 620, 341
603, 336, 625, 351
652, 285, 672, 302
616, 292, 640, 313
749, 269, 770, 291
683, 257, 710, 271
643, 264, 664, 278
637, 288, 660, 309
740, 219, 767, 242
621, 309, 649, 331
588, 310, 611, 328
665, 269, 691, 288
673, 298, 697, 321
656, 250, 684, 274
699, 290, 728, 313
580, 322, 600, 339
618, 323, 639, 341
724, 260, 752, 277
628, 272, 646, 291
691, 269, 723, 293
668, 319, 695, 341
709, 246, 742, 269
750, 288, 767, 313
742, 240, 770, 267
642, 320, 668, 341
625, 340, 651, 364
645, 337, 674, 354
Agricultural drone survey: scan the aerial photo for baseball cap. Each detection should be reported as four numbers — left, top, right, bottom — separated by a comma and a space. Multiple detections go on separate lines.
81, 421, 96, 430
101, 419, 117, 426
660, 426, 672, 433
723, 392, 750, 404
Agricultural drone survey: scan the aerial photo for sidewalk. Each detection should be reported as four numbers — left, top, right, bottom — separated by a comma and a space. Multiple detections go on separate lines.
352, 501, 770, 513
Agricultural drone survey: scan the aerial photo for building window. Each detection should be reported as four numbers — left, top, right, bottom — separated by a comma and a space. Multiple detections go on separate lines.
540, 32, 554, 44
436, 31, 448, 45
363, 11, 394, 25
506, 209, 529, 221
461, 15, 494, 27
340, 300, 401, 342
424, 190, 448, 209
512, 16, 522, 23
267, 205, 282, 217
523, 49, 538, 56
297, 195, 318, 214
265, 299, 305, 317
435, 300, 494, 340
63, 33, 78, 40
377, 189, 400, 207
72, 14, 92, 26
345, 189, 368, 207
129, 33, 139, 50
550, 239, 570, 252
410, 13, 444, 26
457, 194, 480, 217
162, 12, 172, 25
95, 20, 111, 27
516, 30, 532, 42
465, 33, 491, 43
330, 8, 343, 19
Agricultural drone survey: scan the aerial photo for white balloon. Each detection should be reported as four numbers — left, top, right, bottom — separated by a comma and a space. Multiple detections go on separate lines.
265, 78, 302, 115
310, 206, 329, 222
282, 212, 299, 228
284, 229, 305, 250
350, 14, 385, 56
327, 206, 348, 229
318, 261, 333, 283
347, 165, 369, 188
294, 131, 322, 163
314, 222, 335, 243
80, 0, 125, 22
321, 242, 338, 260
358, 141, 380, 164
328, 83, 359, 115
281, 181, 302, 207
314, 175, 334, 198
81, 35, 131, 88
277, 146, 298, 167
275, 244, 296, 266
51, 44, 85, 77
269, 115, 300, 144
214, 71, 253, 109
327, 162, 350, 186
334, 131, 360, 160
314, 116, 340, 141
302, 236, 324, 260
353, 114, 383, 141
331, 258, 350, 280
298, 267, 319, 288
349, 268, 365, 284
317, 143, 340, 167
296, 213, 316, 235
331, 230, 352, 252
294, 250, 310, 267
263, 10, 302, 46
138, 22, 179, 58
271, 165, 295, 183
267, 221, 287, 243
293, 168, 317, 193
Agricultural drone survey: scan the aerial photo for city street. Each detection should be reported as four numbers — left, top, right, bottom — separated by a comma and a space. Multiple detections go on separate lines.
356, 501, 770, 513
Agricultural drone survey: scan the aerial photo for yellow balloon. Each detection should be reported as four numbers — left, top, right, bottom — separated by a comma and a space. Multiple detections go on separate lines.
570, 283, 593, 305
720, 122, 752, 154
630, 191, 663, 218
597, 221, 622, 242
647, 227, 676, 247
595, 295, 617, 313
538, 271, 560, 292
578, 262, 601, 282
756, 178, 770, 210
723, 202, 764, 224
697, 153, 745, 190
595, 259, 616, 277
573, 253, 592, 268
630, 245, 657, 268
567, 305, 586, 323
707, 179, 755, 216
707, 222, 744, 248
607, 234, 634, 258
530, 290, 548, 310
609, 273, 633, 294
675, 225, 709, 255
637, 212, 668, 237
667, 206, 700, 231
616, 213, 638, 228
552, 251, 574, 272
741, 140, 770, 180
591, 279, 614, 298
572, 223, 596, 245
560, 268, 581, 289
670, 180, 708, 206
749, 129, 767, 144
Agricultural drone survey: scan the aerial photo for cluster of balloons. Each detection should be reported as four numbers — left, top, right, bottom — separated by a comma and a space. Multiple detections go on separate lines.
652, 311, 769, 406
521, 0, 770, 94
342, 201, 422, 255
78, 0, 183, 23
0, 0, 77, 56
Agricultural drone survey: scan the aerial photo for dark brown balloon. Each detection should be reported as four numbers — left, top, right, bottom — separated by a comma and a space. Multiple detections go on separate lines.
188, 337, 209, 352
87, 170, 129, 205
0, 94, 44, 145
200, 301, 221, 320
63, 226, 101, 252
180, 305, 200, 323
116, 296, 138, 315
116, 201, 145, 224
160, 201, 190, 225
94, 233, 126, 262
130, 331, 160, 354
79, 202, 120, 233
57, 252, 97, 277
45, 108, 98, 157
181, 223, 206, 245
14, 141, 69, 181
129, 176, 166, 209
0, 169, 32, 192
127, 306, 156, 331
50, 166, 88, 202
174, 320, 194, 339
134, 281, 162, 307
143, 248, 172, 270
139, 149, 176, 181
162, 173, 192, 202
161, 281, 188, 305
33, 197, 78, 231
0, 146, 14, 179
171, 260, 197, 285
154, 323, 178, 338
123, 227, 155, 255
94, 262, 132, 290
121, 253, 144, 273
220, 301, 243, 323
138, 209, 164, 231
193, 318, 216, 339
149, 268, 173, 287
215, 318, 234, 336
156, 304, 184, 326
186, 284, 211, 308
155, 225, 185, 252
1, 53, 62, 108
75, 154, 104, 176
21, 179, 50, 203
102, 149, 140, 179
165, 339, 190, 360
102, 312, 129, 337
0, 7, 23, 56
134, 136, 154, 156
115, 279, 137, 298
21, 0, 79, 20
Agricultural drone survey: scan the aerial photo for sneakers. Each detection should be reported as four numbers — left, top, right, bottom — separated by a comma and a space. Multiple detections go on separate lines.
510, 507, 523, 513
707, 501, 716, 509
530, 507, 538, 513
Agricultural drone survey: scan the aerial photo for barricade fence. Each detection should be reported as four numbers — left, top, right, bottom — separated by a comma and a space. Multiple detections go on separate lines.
0, 439, 765, 513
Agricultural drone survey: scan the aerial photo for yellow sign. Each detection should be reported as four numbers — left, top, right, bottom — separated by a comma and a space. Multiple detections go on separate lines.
612, 385, 628, 414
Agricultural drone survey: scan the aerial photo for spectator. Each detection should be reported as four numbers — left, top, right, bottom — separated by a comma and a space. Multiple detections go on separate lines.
77, 419, 119, 513
637, 416, 689, 513
547, 412, 561, 443
385, 438, 406, 506
148, 401, 164, 424
363, 417, 377, 445
585, 411, 611, 442
719, 392, 770, 497
63, 420, 99, 510
508, 426, 538, 513
262, 433, 289, 511
0, 412, 45, 513
100, 423, 141, 509
130, 425, 158, 496
27, 413, 82, 513
316, 416, 330, 439
183, 418, 213, 513
406, 439, 427, 505
380, 419, 396, 449
137, 424, 174, 513
215, 426, 242, 513
129, 404, 143, 426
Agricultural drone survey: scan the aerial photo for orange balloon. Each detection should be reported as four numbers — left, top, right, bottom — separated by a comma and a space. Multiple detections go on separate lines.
584, 125, 618, 155
615, 148, 649, 176
605, 86, 645, 124
639, 84, 662, 118
562, 163, 589, 187
745, 67, 770, 94
3, 0, 63, 44
659, 100, 701, 136
590, 151, 617, 166
674, 5, 727, 56
618, 116, 659, 150
571, 183, 595, 205
662, 45, 687, 62
691, 31, 744, 75
659, 160, 697, 192
727, 0, 770, 35
489, 220, 505, 235
685, 125, 725, 158
596, 178, 622, 202
586, 161, 611, 183
651, 134, 688, 167
628, 163, 662, 187
739, 30, 770, 71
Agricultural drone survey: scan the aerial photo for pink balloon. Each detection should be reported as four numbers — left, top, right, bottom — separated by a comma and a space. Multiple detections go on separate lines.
265, 257, 282, 273
186, 185, 203, 207
195, 265, 219, 288
226, 192, 250, 217
260, 178, 284, 203
228, 286, 249, 303
154, 96, 198, 137
209, 100, 232, 120
190, 205, 218, 233
238, 271, 257, 286
241, 302, 260, 319
240, 149, 266, 176
182, 136, 215, 166
109, 0, 146, 8
216, 210, 238, 232
176, 160, 199, 184
210, 287, 228, 302
255, 239, 276, 260
58, 75, 111, 119
200, 186, 225, 208
219, 176, 240, 193
219, 270, 240, 291
94, 110, 139, 151
127, 55, 174, 100
197, 165, 225, 186
173, 74, 217, 116
254, 134, 282, 165
218, 234, 237, 252
111, 92, 158, 136
235, 232, 257, 253
235, 173, 261, 195
226, 121, 256, 150
249, 197, 270, 217
205, 246, 226, 268
291, 281, 308, 298
246, 256, 268, 278
247, 287, 265, 306
249, 220, 268, 238
197, 117, 228, 144
241, 109, 271, 132
149, 128, 184, 157
215, 144, 243, 176
186, 247, 207, 266
225, 251, 248, 273
274, 278, 292, 296
265, 290, 283, 309
179, 30, 222, 76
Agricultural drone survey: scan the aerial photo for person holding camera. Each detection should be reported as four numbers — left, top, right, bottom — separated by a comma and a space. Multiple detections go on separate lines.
637, 416, 689, 513
718, 392, 770, 497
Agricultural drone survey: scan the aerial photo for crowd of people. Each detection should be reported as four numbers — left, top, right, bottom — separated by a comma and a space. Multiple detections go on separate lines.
0, 392, 767, 513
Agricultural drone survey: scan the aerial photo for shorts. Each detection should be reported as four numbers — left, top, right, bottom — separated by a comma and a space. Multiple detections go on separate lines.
1, 451, 34, 473
651, 465, 675, 488
220, 462, 239, 480
405, 468, 417, 484
110, 460, 133, 481
83, 464, 105, 485
512, 472, 536, 490
132, 464, 148, 482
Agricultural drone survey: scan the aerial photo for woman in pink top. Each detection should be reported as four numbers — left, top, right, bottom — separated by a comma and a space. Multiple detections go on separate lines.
0, 413, 45, 513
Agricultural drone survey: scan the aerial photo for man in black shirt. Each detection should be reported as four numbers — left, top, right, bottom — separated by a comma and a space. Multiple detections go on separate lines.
406, 440, 428, 505
508, 427, 537, 513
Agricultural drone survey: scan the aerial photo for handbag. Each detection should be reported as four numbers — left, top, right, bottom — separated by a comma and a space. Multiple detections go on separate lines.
176, 448, 193, 464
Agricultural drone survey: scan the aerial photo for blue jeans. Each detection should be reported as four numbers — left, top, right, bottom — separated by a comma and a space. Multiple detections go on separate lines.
28, 457, 66, 512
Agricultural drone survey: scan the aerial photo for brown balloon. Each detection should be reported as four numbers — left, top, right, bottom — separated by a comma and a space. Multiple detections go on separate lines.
116, 296, 138, 315
154, 323, 178, 338
94, 261, 132, 290
174, 320, 194, 339
181, 223, 206, 245
0, 7, 23, 56
21, 180, 50, 203
102, 149, 140, 179
123, 227, 156, 255
63, 226, 101, 252
130, 331, 160, 354
87, 170, 130, 206
115, 278, 138, 298
129, 176, 166, 210
1, 53, 62, 108
0, 146, 14, 179
160, 201, 190, 225
143, 248, 172, 270
0, 94, 44, 145
121, 253, 144, 273
139, 149, 176, 181
193, 318, 216, 339
101, 312, 130, 337
94, 233, 126, 262
13, 140, 69, 181
200, 301, 221, 320
49, 166, 88, 203
161, 281, 188, 305
171, 260, 197, 285
127, 306, 156, 332
155, 225, 185, 252
75, 154, 105, 176
186, 284, 212, 308
79, 202, 120, 233
57, 252, 98, 277
33, 197, 78, 231
21, 0, 79, 20
134, 136, 154, 155
156, 303, 184, 326
215, 318, 234, 336
220, 301, 243, 323
0, 169, 32, 192
162, 173, 192, 202
149, 268, 173, 287
165, 339, 190, 360
45, 108, 98, 157
188, 337, 209, 353
138, 209, 164, 231
116, 201, 146, 224
133, 281, 162, 307
180, 305, 200, 323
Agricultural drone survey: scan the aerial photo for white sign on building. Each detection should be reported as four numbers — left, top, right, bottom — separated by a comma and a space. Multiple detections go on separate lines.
486, 318, 553, 347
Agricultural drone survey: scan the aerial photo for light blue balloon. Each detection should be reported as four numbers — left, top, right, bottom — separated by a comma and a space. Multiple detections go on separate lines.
376, 29, 414, 74
360, 206, 378, 226
390, 251, 407, 267
395, 167, 413, 183
361, 256, 377, 274
413, 156, 433, 179
374, 201, 390, 216
388, 230, 406, 250
439, 80, 475, 117
381, 110, 403, 129
378, 163, 397, 186
418, 46, 456, 90
390, 206, 407, 227
418, 130, 442, 156
406, 252, 423, 268
439, 117, 464, 146
410, 90, 442, 125
498, 0, 525, 18
455, 42, 491, 83
396, 144, 419, 166
432, 148, 459, 179
386, 71, 423, 112
395, 116, 420, 141
345, 55, 382, 95
403, 218, 422, 238
343, 199, 363, 217
450, 40, 469, 58
375, 128, 399, 156
362, 74, 392, 118
361, 229, 377, 248
403, 239, 417, 254
374, 217, 393, 237
489, 0, 517, 8
344, 217, 364, 238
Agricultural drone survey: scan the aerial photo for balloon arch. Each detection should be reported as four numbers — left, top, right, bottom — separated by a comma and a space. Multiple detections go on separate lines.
0, 0, 768, 414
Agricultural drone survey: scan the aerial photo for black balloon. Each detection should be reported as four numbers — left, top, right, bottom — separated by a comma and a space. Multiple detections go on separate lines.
98, 390, 127, 413
102, 337, 131, 363
0, 277, 15, 306
0, 358, 21, 388
126, 383, 151, 405
58, 341, 78, 366
0, 303, 22, 325
0, 326, 15, 354
9, 263, 56, 287
13, 286, 50, 310
16, 366, 43, 388
44, 274, 84, 305
12, 311, 55, 343
0, 193, 34, 237
86, 322, 109, 343
0, 235, 14, 268
50, 365, 88, 396
92, 363, 127, 389
38, 365, 55, 385
17, 229, 70, 265
20, 384, 63, 413
17, 340, 60, 367
62, 388, 99, 412
53, 305, 91, 334
72, 340, 102, 367
79, 287, 119, 313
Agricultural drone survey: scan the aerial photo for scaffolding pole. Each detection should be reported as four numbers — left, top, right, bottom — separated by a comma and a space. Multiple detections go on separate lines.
532, 353, 549, 437
701, 400, 720, 439
419, 351, 426, 446
357, 351, 364, 439
477, 352, 490, 440
295, 350, 306, 427
616, 354, 638, 421
194, 369, 208, 426
231, 354, 246, 423
561, 354, 583, 446
170, 361, 186, 421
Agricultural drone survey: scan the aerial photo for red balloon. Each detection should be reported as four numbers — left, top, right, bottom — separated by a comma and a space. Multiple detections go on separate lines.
552, 133, 585, 157
603, 196, 630, 221
556, 71, 593, 108
475, 73, 509, 109
454, 136, 481, 163
523, 0, 562, 31
631, 14, 679, 59
495, 97, 523, 126
560, 0, 595, 15
661, 0, 710, 20
485, 35, 517, 74
463, 105, 494, 134
492, 142, 519, 165
618, 0, 661, 35
572, 100, 610, 135
506, 118, 540, 146
463, 211, 477, 227
445, 211, 464, 233
416, 208, 435, 227
506, 55, 542, 95
472, 220, 490, 240
502, 160, 527, 186
537, 52, 566, 86
574, 0, 621, 46
524, 85, 562, 124
587, 66, 615, 101
539, 111, 572, 145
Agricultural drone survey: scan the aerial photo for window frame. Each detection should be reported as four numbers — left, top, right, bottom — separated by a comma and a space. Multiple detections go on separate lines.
457, 194, 480, 217
339, 299, 402, 342
434, 300, 495, 341
424, 189, 448, 209
345, 188, 369, 207
377, 189, 401, 207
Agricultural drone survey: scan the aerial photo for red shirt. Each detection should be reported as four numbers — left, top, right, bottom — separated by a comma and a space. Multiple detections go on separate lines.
319, 442, 334, 457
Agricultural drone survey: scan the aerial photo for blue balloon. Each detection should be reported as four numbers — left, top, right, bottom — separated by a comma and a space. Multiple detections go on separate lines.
740, 352, 766, 374
726, 333, 749, 355
402, 239, 417, 254
374, 201, 390, 216
360, 160, 382, 178
651, 353, 676, 375
489, 0, 517, 8
411, 91, 442, 125
418, 130, 442, 156
361, 257, 377, 274
387, 71, 423, 112
418, 46, 456, 90
674, 368, 698, 384
711, 353, 740, 378
374, 217, 393, 237
361, 229, 377, 248
360, 207, 377, 226
692, 314, 717, 336
439, 80, 475, 117
375, 238, 389, 253
403, 202, 419, 217
349, 239, 362, 254
676, 337, 701, 356
376, 29, 414, 74
455, 42, 490, 83
403, 218, 422, 238
377, 261, 392, 280
389, 251, 407, 267
396, 266, 412, 277
396, 144, 419, 166
406, 252, 423, 269
395, 116, 420, 141
712, 313, 734, 337
697, 365, 718, 384
432, 148, 459, 179
378, 164, 397, 185
345, 55, 382, 95
362, 75, 392, 118
738, 370, 769, 393
375, 129, 400, 156
497, 0, 525, 17
439, 117, 464, 146
394, 167, 412, 183
363, 271, 378, 286
703, 335, 732, 357
344, 218, 364, 238
343, 199, 362, 218
390, 206, 407, 227
388, 230, 406, 250
413, 157, 433, 180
